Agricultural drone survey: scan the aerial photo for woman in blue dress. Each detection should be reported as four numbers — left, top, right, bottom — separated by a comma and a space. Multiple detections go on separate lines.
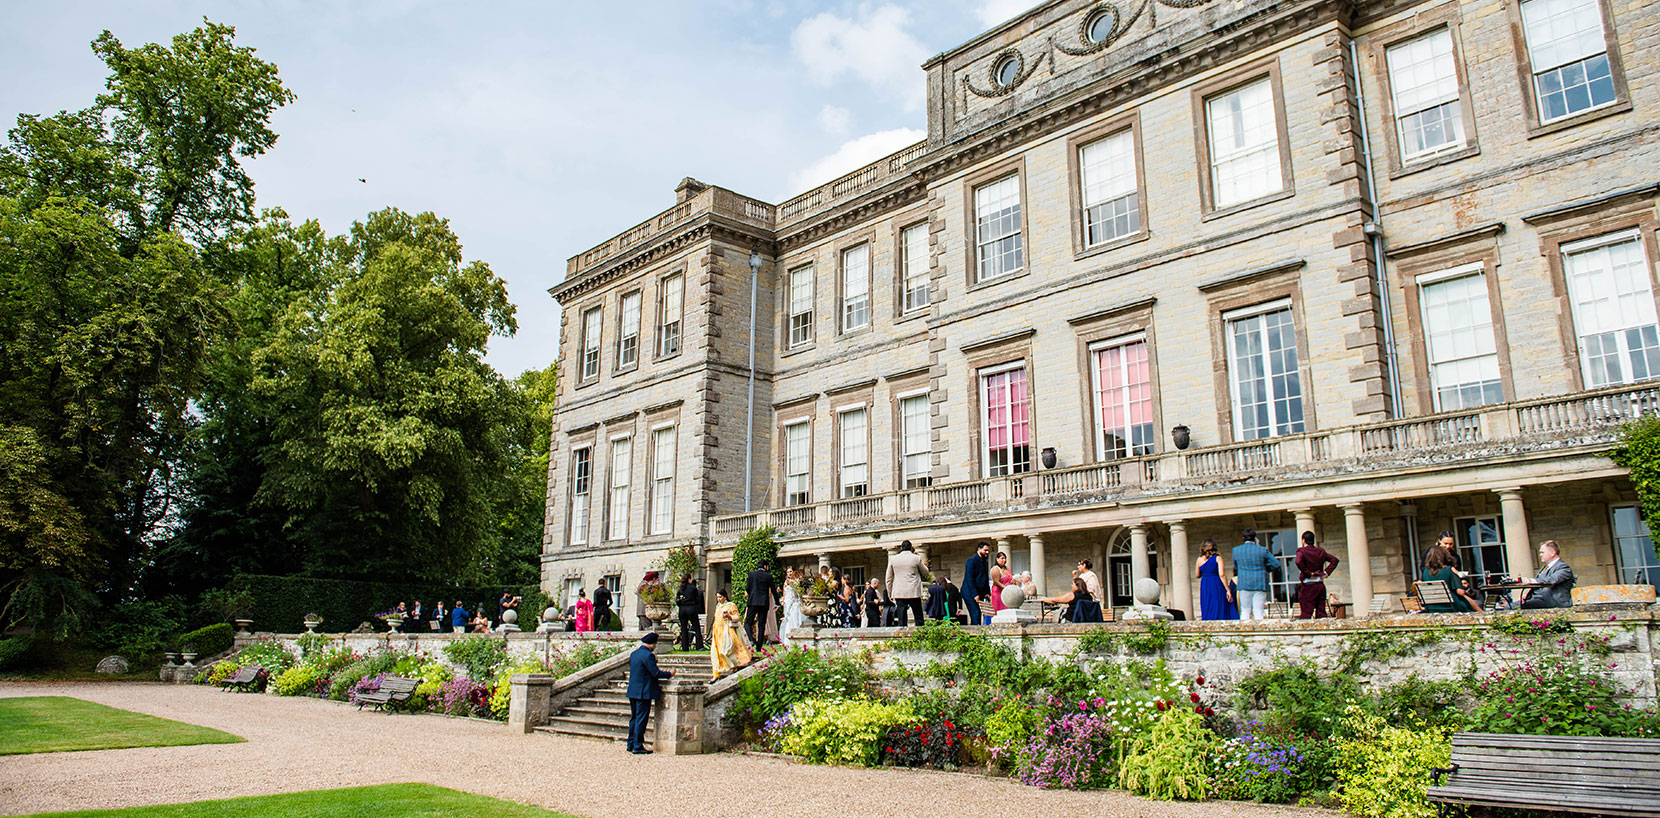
1195, 538, 1239, 620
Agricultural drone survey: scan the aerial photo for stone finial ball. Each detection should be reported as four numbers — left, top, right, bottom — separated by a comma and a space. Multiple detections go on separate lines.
502, 609, 519, 624
1133, 577, 1162, 606
1000, 584, 1026, 609
543, 606, 559, 622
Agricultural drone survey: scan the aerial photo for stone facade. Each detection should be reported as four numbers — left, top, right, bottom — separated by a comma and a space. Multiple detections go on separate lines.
543, 0, 1660, 620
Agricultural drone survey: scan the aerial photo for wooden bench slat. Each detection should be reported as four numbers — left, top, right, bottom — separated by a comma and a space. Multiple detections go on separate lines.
1432, 788, 1660, 814
1444, 773, 1660, 793
1452, 732, 1660, 752
1450, 749, 1660, 769
1433, 733, 1660, 818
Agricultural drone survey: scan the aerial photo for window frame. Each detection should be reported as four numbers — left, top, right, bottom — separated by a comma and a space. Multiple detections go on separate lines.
978, 361, 1033, 479
1204, 266, 1314, 443
897, 220, 932, 317
895, 389, 933, 489
1414, 262, 1508, 412
616, 289, 642, 373
579, 305, 603, 384
568, 443, 593, 546
1561, 229, 1660, 389
648, 423, 676, 536
605, 433, 633, 542
1369, 11, 1481, 176
785, 264, 816, 350
835, 404, 870, 498
1191, 60, 1294, 219
1088, 332, 1157, 461
1453, 514, 1510, 586
1509, 0, 1631, 136
1610, 504, 1660, 587
655, 272, 684, 360
960, 158, 1029, 290
781, 417, 813, 507
1066, 112, 1148, 259
1223, 298, 1307, 441
838, 241, 872, 335
1389, 225, 1515, 415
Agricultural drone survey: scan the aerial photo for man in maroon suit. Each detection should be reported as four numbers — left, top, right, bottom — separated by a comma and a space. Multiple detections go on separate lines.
1294, 530, 1340, 619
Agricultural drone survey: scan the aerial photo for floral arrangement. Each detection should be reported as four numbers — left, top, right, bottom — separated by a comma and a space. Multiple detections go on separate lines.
638, 582, 671, 605
881, 718, 968, 769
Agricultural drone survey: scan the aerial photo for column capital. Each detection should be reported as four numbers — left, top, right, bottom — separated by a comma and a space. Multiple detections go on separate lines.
1288, 507, 1314, 514
1026, 531, 1046, 542
1494, 486, 1525, 499
1162, 519, 1187, 531
1338, 502, 1366, 512
1128, 522, 1148, 533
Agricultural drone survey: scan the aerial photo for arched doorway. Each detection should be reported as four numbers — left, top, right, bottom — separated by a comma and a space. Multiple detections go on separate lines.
1104, 527, 1160, 609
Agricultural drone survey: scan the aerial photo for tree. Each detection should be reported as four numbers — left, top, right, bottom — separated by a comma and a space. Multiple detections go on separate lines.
492, 362, 558, 586
0, 21, 292, 627
251, 208, 528, 583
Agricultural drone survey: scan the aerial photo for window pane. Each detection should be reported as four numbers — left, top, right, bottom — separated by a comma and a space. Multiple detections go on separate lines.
901, 394, 931, 487
1420, 272, 1502, 410
974, 175, 1023, 281
1207, 78, 1283, 208
982, 368, 1031, 476
581, 307, 602, 380
902, 224, 930, 312
1566, 234, 1660, 388
1080, 131, 1141, 246
1455, 515, 1508, 585
785, 422, 811, 506
657, 275, 683, 357
1229, 306, 1304, 440
1613, 505, 1660, 587
607, 437, 631, 540
1521, 0, 1613, 121
1387, 29, 1465, 157
1093, 340, 1155, 460
618, 292, 641, 368
650, 426, 675, 534
839, 409, 867, 497
570, 447, 591, 544
788, 268, 814, 347
841, 244, 869, 331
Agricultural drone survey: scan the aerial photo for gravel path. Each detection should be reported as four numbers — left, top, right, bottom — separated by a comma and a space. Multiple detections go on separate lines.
0, 682, 1342, 818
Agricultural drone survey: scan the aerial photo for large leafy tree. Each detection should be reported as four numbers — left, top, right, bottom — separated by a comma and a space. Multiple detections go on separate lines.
0, 21, 292, 627
249, 208, 529, 583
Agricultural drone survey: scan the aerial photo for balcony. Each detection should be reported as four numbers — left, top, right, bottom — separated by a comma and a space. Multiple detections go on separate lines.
709, 382, 1660, 543
563, 186, 776, 283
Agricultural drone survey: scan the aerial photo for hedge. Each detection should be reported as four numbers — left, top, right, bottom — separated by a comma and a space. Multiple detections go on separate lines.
177, 623, 234, 658
0, 635, 34, 671
232, 575, 545, 633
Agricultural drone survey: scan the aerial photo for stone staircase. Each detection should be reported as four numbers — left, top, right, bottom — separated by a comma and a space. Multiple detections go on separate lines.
538, 652, 715, 745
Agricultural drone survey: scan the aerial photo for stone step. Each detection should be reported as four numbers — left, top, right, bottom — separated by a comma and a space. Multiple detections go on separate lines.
536, 723, 647, 746
562, 705, 631, 724
585, 690, 629, 704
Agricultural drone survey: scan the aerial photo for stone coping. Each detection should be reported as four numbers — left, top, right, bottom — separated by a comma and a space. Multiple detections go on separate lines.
239, 630, 641, 643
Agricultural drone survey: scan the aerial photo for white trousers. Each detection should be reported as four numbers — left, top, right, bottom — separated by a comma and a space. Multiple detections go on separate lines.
1238, 589, 1268, 620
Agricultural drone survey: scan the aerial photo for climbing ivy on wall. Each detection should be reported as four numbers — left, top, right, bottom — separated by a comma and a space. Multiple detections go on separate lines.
1610, 417, 1660, 566
730, 526, 781, 610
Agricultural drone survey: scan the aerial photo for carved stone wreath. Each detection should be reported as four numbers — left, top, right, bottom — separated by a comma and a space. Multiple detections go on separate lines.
965, 46, 1047, 98
968, 0, 1222, 97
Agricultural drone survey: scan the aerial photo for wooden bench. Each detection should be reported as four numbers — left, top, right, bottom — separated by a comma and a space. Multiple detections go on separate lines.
1413, 579, 1455, 609
1427, 732, 1660, 817
221, 665, 265, 693
355, 676, 420, 712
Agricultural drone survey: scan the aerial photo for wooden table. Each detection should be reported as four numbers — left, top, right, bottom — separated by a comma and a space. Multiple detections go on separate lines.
1478, 581, 1549, 610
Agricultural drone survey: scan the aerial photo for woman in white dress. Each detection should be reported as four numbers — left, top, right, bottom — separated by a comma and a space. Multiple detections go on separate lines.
778, 567, 806, 647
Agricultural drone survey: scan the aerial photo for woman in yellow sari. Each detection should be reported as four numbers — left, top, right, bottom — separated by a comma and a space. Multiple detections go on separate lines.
710, 594, 752, 678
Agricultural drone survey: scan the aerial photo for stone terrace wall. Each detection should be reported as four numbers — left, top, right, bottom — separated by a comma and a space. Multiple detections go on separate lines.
794, 611, 1660, 709
233, 630, 640, 674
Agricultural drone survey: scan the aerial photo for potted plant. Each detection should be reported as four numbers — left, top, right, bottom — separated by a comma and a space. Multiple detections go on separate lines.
164, 647, 181, 666
302, 613, 323, 633
640, 582, 672, 623
374, 608, 404, 630
179, 643, 198, 664
798, 576, 834, 619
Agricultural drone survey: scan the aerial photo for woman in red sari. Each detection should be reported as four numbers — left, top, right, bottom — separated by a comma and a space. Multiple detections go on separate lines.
574, 589, 594, 632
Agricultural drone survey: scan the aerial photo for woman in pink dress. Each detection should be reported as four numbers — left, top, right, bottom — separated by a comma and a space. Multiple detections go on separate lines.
574, 589, 594, 632
990, 551, 1014, 616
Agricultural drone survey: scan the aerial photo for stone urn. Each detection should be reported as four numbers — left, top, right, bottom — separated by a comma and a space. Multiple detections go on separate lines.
302, 617, 322, 633
800, 594, 831, 619
643, 601, 673, 624
180, 650, 198, 664
383, 617, 403, 631
164, 651, 181, 666
233, 619, 254, 635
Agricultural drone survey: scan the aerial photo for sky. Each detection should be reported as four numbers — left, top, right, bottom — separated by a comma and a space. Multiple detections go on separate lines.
1, 0, 1040, 378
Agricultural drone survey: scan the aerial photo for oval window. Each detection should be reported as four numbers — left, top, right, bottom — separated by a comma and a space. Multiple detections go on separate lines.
995, 55, 1020, 87
1087, 11, 1114, 44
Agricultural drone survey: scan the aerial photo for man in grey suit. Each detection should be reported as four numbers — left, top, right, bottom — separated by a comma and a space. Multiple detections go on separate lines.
1520, 540, 1575, 609
885, 540, 932, 627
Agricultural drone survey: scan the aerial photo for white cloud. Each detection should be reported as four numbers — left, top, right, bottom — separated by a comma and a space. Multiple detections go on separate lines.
816, 104, 852, 134
788, 127, 926, 192
975, 0, 1037, 28
790, 5, 927, 110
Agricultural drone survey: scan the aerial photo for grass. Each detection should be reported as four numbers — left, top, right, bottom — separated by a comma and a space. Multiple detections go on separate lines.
18, 783, 579, 817
0, 697, 244, 755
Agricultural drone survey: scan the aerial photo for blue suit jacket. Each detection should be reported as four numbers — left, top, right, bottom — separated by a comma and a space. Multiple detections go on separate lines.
451, 607, 469, 628
626, 645, 671, 701
964, 554, 991, 598
1232, 542, 1280, 592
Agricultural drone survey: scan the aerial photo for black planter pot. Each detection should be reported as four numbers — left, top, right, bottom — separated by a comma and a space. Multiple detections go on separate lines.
1040, 447, 1057, 469
1171, 425, 1191, 450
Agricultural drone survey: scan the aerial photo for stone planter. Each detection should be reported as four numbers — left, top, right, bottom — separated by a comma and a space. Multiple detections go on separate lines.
302, 618, 322, 633
180, 652, 197, 664
233, 619, 253, 635
644, 602, 673, 624
164, 651, 181, 666
800, 594, 831, 619
383, 617, 404, 631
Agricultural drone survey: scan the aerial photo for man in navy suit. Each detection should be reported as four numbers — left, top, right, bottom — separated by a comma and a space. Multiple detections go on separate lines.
625, 632, 672, 754
963, 541, 992, 625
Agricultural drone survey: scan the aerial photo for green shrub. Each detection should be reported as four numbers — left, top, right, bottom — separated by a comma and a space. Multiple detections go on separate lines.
202, 660, 240, 686
327, 652, 402, 701
232, 638, 296, 674
83, 598, 187, 656
0, 635, 35, 671
727, 647, 869, 731
176, 623, 233, 658
1234, 659, 1364, 739
1375, 676, 1469, 730
984, 699, 1040, 768
1333, 708, 1450, 818
729, 526, 780, 609
294, 632, 330, 661
779, 697, 917, 766
443, 636, 508, 682
1469, 653, 1660, 737
489, 659, 548, 719
410, 661, 454, 711
270, 664, 322, 696
1118, 707, 1217, 800
546, 642, 624, 679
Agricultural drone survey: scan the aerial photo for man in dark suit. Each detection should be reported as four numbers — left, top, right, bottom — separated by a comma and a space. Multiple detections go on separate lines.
862, 578, 884, 627
744, 559, 774, 647
1521, 540, 1576, 609
593, 583, 614, 631
925, 574, 961, 622
625, 632, 672, 754
676, 576, 705, 651
963, 541, 992, 625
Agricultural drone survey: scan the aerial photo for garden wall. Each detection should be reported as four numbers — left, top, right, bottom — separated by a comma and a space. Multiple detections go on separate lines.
234, 630, 639, 674
792, 610, 1660, 710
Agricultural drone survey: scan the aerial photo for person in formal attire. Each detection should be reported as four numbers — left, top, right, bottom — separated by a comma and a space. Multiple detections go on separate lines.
675, 575, 705, 651
925, 574, 949, 621
710, 594, 752, 677
431, 601, 445, 633
561, 600, 578, 632
591, 583, 614, 631
963, 541, 992, 626
624, 632, 672, 754
1074, 560, 1103, 601
1293, 530, 1340, 619
836, 575, 857, 628
885, 540, 932, 627
1421, 546, 1475, 613
862, 578, 884, 627
1043, 577, 1103, 623
990, 552, 1015, 621
943, 574, 962, 623
1195, 539, 1237, 621
1520, 540, 1576, 609
409, 600, 423, 632
451, 600, 469, 634
744, 559, 775, 647
1232, 529, 1281, 621
574, 590, 594, 632
779, 568, 806, 647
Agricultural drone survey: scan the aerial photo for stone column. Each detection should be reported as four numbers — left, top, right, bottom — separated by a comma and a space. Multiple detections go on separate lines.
1167, 520, 1191, 616
704, 562, 721, 625
816, 552, 832, 570
653, 679, 707, 754
1293, 508, 1317, 543
1028, 532, 1048, 596
1129, 524, 1150, 589
506, 673, 554, 734
1341, 503, 1373, 618
1497, 488, 1534, 580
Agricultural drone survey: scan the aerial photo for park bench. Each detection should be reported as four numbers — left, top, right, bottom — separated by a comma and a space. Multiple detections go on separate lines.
355, 676, 419, 712
221, 665, 265, 693
1427, 732, 1660, 817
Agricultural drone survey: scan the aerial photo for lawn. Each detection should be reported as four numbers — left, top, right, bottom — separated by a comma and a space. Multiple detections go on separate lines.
0, 697, 244, 755
20, 784, 579, 818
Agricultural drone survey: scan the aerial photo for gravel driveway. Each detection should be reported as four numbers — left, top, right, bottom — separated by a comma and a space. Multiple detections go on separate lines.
0, 682, 1341, 818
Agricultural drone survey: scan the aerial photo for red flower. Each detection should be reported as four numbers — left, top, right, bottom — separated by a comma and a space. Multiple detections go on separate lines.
1195, 675, 1206, 686
1189, 693, 1201, 703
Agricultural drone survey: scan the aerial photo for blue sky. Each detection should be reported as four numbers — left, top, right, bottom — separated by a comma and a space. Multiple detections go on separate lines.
1, 1, 1037, 377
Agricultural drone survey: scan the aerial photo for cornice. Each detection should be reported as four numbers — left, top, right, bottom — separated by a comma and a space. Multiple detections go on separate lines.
550, 215, 777, 303
775, 179, 927, 252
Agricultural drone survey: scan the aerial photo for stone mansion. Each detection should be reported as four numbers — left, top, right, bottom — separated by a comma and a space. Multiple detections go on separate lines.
541, 0, 1660, 622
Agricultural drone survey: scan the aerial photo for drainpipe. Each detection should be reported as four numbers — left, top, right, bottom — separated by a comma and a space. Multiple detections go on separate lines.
744, 250, 762, 512
1349, 39, 1405, 419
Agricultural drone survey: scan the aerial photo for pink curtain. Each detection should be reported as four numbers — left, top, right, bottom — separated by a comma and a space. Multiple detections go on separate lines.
985, 369, 1029, 448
